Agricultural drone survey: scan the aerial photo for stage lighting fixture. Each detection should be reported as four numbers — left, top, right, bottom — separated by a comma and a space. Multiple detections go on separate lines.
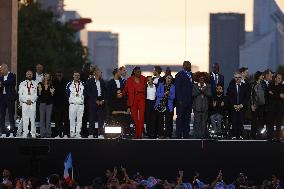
260, 127, 266, 134
104, 121, 123, 139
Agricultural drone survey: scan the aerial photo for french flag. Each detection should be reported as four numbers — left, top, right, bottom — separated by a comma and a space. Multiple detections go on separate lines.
64, 153, 73, 182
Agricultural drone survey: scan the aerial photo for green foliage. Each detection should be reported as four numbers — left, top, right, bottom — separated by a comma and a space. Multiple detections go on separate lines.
18, 1, 89, 81
276, 65, 284, 76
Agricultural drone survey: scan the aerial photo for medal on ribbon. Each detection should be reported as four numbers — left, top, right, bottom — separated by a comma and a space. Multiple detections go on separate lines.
75, 82, 80, 97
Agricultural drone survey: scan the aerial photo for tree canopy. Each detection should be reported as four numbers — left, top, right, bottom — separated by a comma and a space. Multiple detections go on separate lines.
18, 1, 89, 81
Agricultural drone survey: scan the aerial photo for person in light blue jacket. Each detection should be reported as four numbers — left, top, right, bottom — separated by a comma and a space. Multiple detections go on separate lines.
155, 75, 175, 138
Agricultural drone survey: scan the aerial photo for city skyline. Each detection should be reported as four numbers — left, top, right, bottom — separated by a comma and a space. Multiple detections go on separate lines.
65, 0, 284, 72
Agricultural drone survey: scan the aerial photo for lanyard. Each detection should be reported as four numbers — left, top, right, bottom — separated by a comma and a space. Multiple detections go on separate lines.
26, 81, 33, 94
75, 82, 80, 95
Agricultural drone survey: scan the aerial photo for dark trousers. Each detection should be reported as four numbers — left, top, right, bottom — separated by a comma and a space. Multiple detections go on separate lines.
88, 103, 106, 137
53, 104, 69, 137
176, 103, 191, 138
157, 109, 173, 138
231, 109, 245, 138
0, 95, 15, 134
145, 99, 156, 138
267, 108, 283, 140
251, 105, 265, 139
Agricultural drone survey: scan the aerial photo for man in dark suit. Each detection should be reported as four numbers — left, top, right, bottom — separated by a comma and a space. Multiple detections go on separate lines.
85, 67, 107, 138
227, 72, 250, 139
107, 68, 124, 103
210, 63, 224, 95
0, 64, 17, 136
175, 61, 193, 138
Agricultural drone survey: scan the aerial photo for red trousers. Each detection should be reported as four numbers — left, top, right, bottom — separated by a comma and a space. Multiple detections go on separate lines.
130, 95, 145, 139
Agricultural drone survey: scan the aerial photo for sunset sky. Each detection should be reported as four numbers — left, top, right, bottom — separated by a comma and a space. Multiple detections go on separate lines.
65, 0, 284, 71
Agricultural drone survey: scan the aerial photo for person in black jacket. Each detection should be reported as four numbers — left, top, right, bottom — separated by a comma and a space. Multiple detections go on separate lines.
227, 72, 250, 139
250, 71, 266, 139
0, 64, 17, 136
266, 73, 284, 140
52, 71, 69, 137
85, 67, 107, 138
107, 68, 124, 111
210, 84, 226, 135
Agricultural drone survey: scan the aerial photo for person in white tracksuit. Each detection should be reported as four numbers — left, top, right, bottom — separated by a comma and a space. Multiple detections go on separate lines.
66, 71, 85, 137
18, 70, 38, 138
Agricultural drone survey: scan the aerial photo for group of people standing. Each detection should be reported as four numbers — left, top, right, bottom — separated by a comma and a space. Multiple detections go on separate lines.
0, 61, 283, 139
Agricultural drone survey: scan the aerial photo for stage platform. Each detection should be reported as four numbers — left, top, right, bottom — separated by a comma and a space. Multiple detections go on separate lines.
0, 138, 283, 185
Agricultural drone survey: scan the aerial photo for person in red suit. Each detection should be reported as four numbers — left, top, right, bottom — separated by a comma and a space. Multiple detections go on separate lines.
123, 67, 146, 139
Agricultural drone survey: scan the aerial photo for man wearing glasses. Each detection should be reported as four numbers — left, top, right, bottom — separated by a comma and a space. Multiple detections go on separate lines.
227, 72, 250, 139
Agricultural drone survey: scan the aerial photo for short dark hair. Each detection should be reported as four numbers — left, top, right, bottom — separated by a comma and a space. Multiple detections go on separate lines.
254, 71, 263, 81
48, 174, 60, 186
146, 76, 152, 79
112, 68, 119, 76
263, 69, 272, 76
154, 66, 162, 74
216, 83, 223, 89
239, 67, 248, 73
73, 70, 80, 74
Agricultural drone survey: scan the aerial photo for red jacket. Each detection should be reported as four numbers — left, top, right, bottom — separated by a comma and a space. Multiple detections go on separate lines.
123, 75, 146, 107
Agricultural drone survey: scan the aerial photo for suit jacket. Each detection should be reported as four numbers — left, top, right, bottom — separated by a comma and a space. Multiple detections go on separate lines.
107, 78, 124, 102
227, 81, 250, 110
0, 72, 17, 101
192, 83, 211, 112
175, 70, 193, 106
123, 75, 146, 107
85, 78, 106, 106
210, 72, 224, 93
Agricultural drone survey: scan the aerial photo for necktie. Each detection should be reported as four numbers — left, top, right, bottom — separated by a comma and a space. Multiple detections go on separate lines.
237, 84, 240, 104
216, 74, 219, 84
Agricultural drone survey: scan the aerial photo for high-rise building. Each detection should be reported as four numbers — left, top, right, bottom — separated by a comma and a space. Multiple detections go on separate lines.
88, 31, 119, 80
209, 13, 245, 88
240, 0, 284, 73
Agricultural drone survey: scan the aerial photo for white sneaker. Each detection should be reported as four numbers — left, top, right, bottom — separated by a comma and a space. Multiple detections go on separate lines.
31, 134, 36, 138
1, 134, 6, 138
88, 135, 93, 139
98, 135, 104, 139
63, 135, 68, 139
8, 133, 14, 138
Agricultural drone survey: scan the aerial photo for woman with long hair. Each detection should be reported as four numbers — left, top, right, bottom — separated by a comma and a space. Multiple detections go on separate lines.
38, 73, 55, 138
123, 67, 146, 139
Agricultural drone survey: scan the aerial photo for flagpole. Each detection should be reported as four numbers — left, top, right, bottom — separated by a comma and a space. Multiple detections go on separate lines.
72, 168, 74, 180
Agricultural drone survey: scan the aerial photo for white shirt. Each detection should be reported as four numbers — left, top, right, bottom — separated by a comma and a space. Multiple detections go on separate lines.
153, 77, 160, 85
115, 79, 120, 89
147, 85, 156, 100
36, 72, 44, 84
95, 79, 101, 97
3, 72, 10, 94
211, 72, 219, 84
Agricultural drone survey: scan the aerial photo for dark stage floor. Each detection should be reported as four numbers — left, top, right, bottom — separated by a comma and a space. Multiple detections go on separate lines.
0, 138, 283, 185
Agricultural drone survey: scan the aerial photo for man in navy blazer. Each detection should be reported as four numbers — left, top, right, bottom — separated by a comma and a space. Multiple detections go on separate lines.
107, 68, 124, 103
210, 63, 224, 95
227, 72, 250, 139
175, 61, 193, 138
0, 64, 17, 136
85, 67, 106, 138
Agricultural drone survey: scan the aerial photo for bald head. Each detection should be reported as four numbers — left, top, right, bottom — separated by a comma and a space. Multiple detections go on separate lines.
0, 64, 9, 75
